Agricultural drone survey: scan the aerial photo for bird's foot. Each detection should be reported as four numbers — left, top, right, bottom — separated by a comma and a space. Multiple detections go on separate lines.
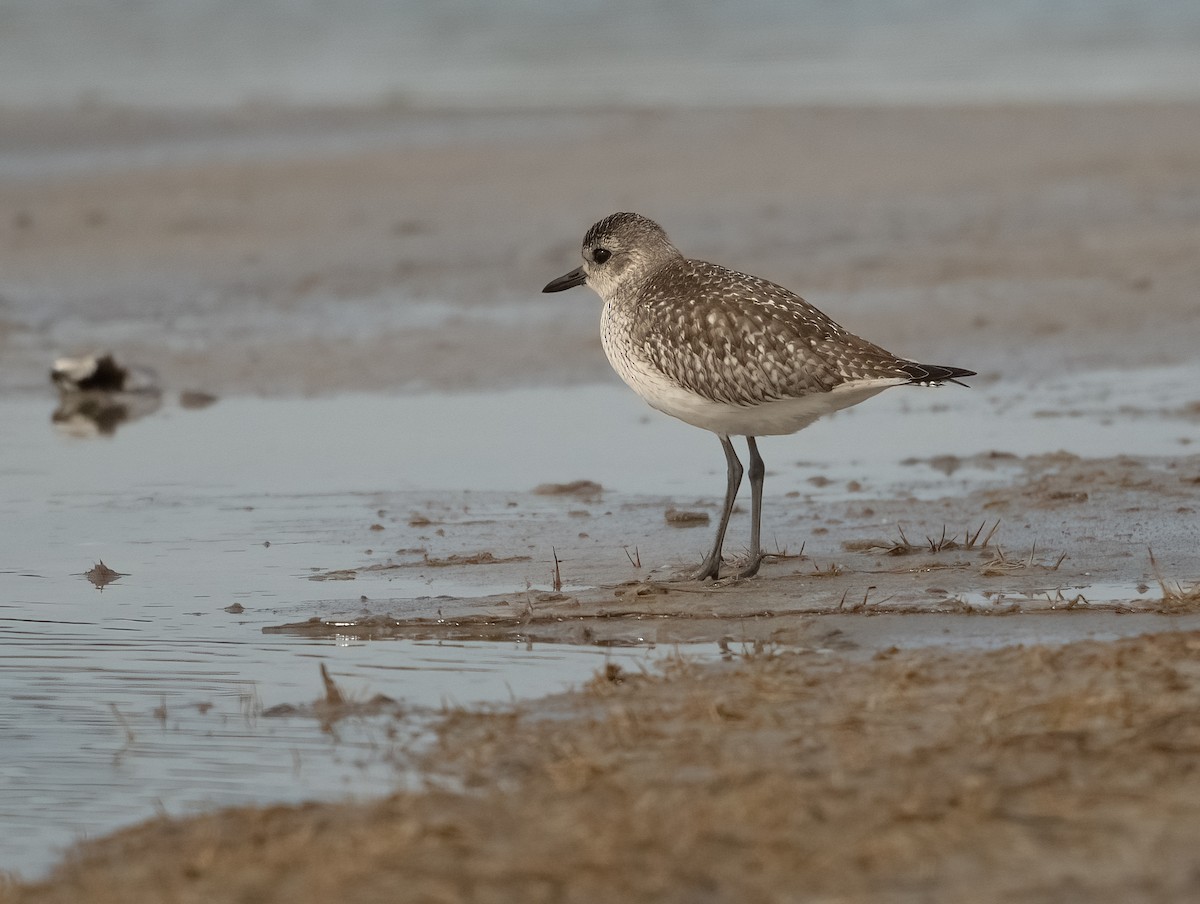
687, 557, 723, 582
732, 553, 764, 581
683, 552, 764, 583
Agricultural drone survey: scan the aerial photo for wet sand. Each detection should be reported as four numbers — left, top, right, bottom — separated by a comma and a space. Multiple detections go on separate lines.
2, 101, 1200, 898
8, 629, 1200, 903
3, 103, 1200, 394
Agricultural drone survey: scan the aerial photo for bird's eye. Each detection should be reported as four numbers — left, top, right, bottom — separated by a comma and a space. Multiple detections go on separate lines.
593, 247, 612, 264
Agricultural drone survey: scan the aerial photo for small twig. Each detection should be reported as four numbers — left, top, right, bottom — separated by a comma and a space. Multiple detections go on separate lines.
523, 580, 536, 618
809, 560, 844, 577
926, 525, 947, 552
765, 538, 806, 561
1150, 547, 1200, 603
319, 663, 344, 706
110, 703, 136, 746
110, 703, 136, 764
965, 519, 1002, 550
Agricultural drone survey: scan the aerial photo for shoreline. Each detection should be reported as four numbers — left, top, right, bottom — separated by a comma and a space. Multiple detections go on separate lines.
3, 101, 1199, 395
3, 98, 1200, 897
8, 628, 1200, 902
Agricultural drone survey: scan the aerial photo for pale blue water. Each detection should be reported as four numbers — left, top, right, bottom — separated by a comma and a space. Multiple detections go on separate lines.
1, 369, 1198, 877
1, 0, 1199, 110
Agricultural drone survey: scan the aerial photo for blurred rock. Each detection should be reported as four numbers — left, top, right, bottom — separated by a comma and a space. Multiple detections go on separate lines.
50, 352, 162, 437
51, 352, 158, 394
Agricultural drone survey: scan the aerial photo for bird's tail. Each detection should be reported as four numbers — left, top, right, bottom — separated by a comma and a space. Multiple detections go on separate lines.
898, 362, 976, 387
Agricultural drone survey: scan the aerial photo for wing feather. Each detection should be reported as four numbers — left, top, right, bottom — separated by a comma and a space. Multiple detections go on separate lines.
632, 260, 911, 406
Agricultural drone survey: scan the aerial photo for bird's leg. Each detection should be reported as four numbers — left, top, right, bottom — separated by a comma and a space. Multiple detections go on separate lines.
693, 435, 742, 581
735, 436, 765, 579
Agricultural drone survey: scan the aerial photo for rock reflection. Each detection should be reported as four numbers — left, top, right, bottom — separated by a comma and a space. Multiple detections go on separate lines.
84, 560, 124, 590
52, 391, 162, 437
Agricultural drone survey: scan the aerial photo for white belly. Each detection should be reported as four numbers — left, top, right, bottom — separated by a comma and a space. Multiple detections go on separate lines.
598, 296, 908, 436
634, 365, 895, 435
602, 335, 901, 437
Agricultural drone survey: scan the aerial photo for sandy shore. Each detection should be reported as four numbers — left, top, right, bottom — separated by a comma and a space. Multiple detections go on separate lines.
2, 103, 1199, 394
3, 100, 1200, 899
8, 629, 1200, 903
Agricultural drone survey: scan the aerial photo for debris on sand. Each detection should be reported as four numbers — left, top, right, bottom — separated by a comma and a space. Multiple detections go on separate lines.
308, 569, 358, 581
307, 551, 531, 582
664, 507, 710, 526
613, 581, 670, 598
417, 551, 530, 567
85, 560, 124, 590
533, 479, 603, 498
178, 390, 218, 409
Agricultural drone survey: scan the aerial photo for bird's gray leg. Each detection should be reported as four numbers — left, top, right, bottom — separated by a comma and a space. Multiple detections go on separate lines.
693, 435, 742, 581
735, 436, 765, 579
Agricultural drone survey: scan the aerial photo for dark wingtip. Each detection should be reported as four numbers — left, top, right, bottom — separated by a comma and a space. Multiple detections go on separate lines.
898, 362, 977, 387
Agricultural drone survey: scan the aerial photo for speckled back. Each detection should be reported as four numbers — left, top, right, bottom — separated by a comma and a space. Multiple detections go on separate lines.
605, 256, 912, 407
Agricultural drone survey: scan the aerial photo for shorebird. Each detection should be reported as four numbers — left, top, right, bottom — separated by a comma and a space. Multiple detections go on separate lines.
544, 212, 975, 580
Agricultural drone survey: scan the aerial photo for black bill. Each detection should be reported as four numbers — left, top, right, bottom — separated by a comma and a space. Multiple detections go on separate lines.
542, 266, 586, 293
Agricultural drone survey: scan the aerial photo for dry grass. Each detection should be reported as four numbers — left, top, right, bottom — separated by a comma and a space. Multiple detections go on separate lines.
551, 547, 563, 593
1149, 549, 1200, 608
807, 559, 844, 577
980, 542, 1068, 576
8, 630, 1200, 903
846, 520, 1000, 557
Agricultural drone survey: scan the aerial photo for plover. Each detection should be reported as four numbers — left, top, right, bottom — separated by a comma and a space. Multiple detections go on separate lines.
544, 212, 975, 580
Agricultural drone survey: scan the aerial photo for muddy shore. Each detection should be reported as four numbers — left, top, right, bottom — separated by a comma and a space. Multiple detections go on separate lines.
2, 101, 1200, 899
3, 103, 1199, 395
8, 630, 1200, 903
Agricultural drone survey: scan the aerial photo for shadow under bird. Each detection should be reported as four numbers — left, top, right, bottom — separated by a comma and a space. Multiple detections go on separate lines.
544, 212, 975, 581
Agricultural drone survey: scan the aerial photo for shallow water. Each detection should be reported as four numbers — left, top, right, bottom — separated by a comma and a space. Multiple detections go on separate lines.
0, 630, 677, 877
1, 366, 1198, 877
15, 364, 1200, 498
2, 0, 1199, 109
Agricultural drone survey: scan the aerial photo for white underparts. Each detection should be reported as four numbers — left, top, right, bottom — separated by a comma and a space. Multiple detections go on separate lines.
603, 338, 904, 436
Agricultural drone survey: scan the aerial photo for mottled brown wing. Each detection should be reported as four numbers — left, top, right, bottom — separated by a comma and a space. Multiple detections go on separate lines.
632, 259, 909, 406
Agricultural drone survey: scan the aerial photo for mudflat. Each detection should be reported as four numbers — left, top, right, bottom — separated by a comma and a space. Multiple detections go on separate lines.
3, 102, 1199, 394
7, 630, 1200, 903
2, 101, 1199, 900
